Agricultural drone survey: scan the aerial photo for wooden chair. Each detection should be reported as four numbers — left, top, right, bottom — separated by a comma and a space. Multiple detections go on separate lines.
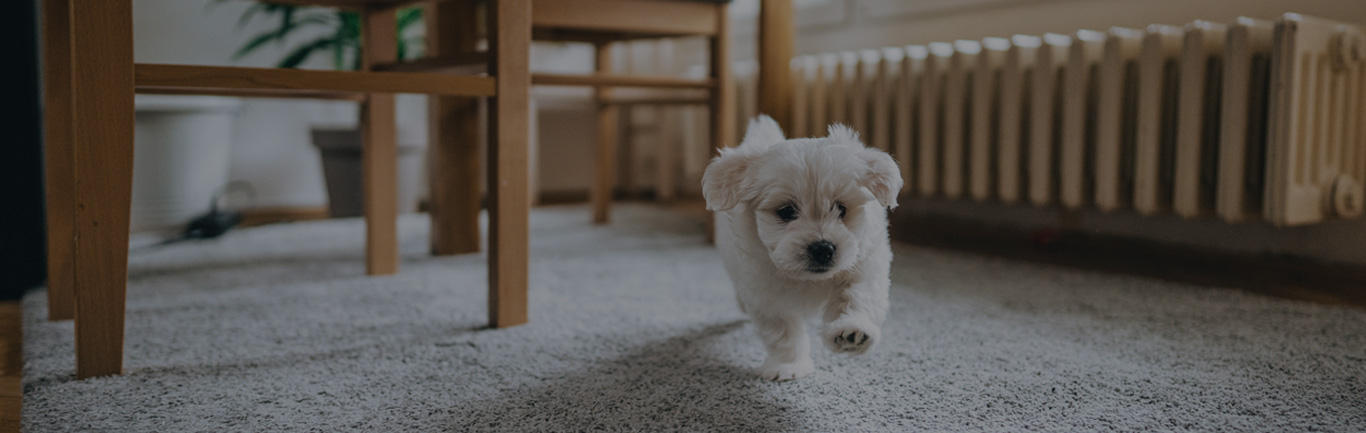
422, 0, 736, 235
41, 0, 531, 379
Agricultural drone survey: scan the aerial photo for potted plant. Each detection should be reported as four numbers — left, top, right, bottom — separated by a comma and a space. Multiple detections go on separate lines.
226, 2, 426, 217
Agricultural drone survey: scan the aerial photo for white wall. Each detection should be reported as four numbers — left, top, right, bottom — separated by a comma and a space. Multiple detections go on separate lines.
134, 0, 429, 209
133, 0, 608, 205
137, 0, 335, 209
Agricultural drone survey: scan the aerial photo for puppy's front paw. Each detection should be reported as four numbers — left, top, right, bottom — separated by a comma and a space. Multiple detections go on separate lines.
757, 359, 814, 381
822, 319, 879, 355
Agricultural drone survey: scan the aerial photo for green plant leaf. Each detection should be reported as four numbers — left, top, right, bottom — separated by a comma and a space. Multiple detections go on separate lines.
227, 2, 422, 70
276, 6, 295, 40
339, 12, 361, 40
288, 13, 338, 30
334, 15, 357, 70
333, 34, 346, 71
233, 29, 287, 60
396, 8, 423, 31
277, 37, 335, 69
396, 7, 425, 60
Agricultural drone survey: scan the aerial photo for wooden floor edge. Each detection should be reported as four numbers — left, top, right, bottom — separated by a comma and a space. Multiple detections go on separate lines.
239, 206, 331, 228
0, 301, 21, 432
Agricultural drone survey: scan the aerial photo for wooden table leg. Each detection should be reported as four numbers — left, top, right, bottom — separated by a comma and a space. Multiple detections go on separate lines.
707, 3, 736, 244
758, 0, 794, 131
427, 0, 482, 256
70, 0, 134, 379
487, 0, 530, 328
591, 43, 619, 225
42, 0, 75, 322
362, 7, 400, 276
654, 41, 679, 202
656, 107, 678, 201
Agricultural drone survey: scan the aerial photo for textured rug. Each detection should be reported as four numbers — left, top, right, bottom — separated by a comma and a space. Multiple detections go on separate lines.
22, 204, 1366, 432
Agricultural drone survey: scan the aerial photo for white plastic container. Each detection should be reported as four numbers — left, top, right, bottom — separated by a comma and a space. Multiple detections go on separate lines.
131, 95, 242, 234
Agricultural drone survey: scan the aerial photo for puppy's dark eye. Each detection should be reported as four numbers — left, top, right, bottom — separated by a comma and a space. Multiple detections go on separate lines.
776, 205, 798, 222
836, 203, 847, 219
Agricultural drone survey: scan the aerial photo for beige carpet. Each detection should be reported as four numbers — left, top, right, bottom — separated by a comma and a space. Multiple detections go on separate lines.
21, 204, 1366, 432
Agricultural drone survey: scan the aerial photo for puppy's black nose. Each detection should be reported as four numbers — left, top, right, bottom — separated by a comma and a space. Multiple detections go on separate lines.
807, 241, 836, 266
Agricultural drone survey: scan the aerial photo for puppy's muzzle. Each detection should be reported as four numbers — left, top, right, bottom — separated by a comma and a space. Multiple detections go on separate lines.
806, 241, 836, 272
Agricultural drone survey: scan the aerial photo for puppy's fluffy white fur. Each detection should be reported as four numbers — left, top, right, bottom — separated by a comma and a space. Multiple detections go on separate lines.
703, 115, 903, 381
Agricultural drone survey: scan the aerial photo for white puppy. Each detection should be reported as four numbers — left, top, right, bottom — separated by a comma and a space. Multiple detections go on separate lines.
703, 115, 903, 381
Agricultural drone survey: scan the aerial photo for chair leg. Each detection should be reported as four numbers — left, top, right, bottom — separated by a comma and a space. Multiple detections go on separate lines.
709, 4, 736, 150
427, 0, 481, 256
362, 93, 399, 275
656, 106, 677, 202
70, 0, 134, 379
758, 0, 795, 130
591, 43, 618, 225
428, 97, 482, 255
42, 0, 75, 322
707, 4, 736, 244
487, 0, 531, 328
362, 8, 399, 275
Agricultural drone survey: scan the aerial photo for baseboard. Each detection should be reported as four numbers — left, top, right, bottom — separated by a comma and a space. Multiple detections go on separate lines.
537, 190, 701, 205
891, 211, 1366, 308
414, 190, 705, 209
249, 192, 706, 226
239, 206, 330, 227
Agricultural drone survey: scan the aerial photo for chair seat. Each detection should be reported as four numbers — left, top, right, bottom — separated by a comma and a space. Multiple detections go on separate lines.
246, 0, 731, 11
242, 0, 412, 8
533, 0, 726, 42
259, 0, 726, 42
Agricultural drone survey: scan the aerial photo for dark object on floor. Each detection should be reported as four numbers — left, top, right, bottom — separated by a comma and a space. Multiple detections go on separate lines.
137, 184, 250, 251
183, 209, 242, 240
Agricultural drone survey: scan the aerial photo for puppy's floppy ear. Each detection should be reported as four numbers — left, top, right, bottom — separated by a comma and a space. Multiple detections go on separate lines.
703, 115, 785, 211
859, 148, 904, 209
826, 123, 861, 148
702, 148, 763, 211
741, 114, 785, 149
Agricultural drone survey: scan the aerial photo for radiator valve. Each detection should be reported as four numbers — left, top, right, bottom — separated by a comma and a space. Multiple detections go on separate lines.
1330, 175, 1363, 218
